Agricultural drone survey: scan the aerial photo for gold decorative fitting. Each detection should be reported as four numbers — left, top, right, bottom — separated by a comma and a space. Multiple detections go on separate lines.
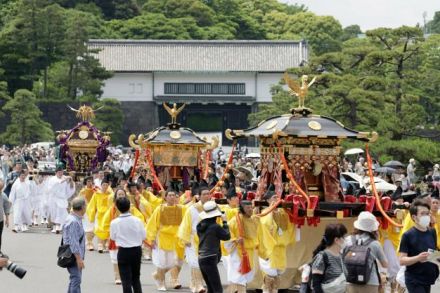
163, 102, 185, 124
284, 72, 317, 109
67, 104, 103, 122
266, 120, 278, 130
78, 130, 88, 140
308, 121, 322, 131
170, 130, 181, 139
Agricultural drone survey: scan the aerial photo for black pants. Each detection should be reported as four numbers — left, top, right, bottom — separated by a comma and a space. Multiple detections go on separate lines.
0, 220, 4, 252
199, 255, 223, 293
117, 246, 142, 293
406, 282, 431, 293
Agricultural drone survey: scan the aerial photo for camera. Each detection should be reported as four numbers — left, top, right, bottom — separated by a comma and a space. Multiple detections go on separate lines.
0, 253, 27, 279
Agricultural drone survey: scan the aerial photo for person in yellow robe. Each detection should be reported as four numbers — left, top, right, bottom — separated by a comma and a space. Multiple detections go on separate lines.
219, 187, 240, 221
177, 186, 212, 293
258, 189, 295, 293
86, 178, 113, 253
379, 194, 409, 292
138, 180, 163, 211
96, 187, 146, 285
147, 189, 186, 291
128, 182, 154, 260
225, 200, 261, 293
78, 176, 97, 251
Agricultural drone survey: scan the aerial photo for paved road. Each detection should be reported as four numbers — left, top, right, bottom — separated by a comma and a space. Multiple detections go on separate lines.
0, 225, 215, 292
2, 225, 440, 292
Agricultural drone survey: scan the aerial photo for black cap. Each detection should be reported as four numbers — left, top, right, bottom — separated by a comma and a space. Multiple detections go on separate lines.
127, 182, 137, 189
431, 188, 439, 199
263, 184, 276, 200
199, 179, 209, 189
191, 181, 200, 196
226, 187, 237, 199
83, 176, 93, 185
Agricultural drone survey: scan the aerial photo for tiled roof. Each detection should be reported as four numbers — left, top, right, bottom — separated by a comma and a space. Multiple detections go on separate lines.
88, 39, 308, 72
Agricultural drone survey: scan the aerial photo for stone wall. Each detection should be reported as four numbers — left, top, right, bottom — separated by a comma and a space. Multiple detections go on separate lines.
0, 101, 160, 146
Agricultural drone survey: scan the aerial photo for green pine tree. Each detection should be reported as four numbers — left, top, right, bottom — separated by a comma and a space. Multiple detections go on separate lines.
1, 89, 53, 145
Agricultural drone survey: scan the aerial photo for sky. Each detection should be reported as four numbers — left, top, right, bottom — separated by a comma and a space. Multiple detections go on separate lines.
282, 0, 440, 31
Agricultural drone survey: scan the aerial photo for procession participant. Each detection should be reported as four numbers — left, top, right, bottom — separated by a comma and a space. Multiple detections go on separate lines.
78, 176, 98, 251
147, 189, 186, 291
94, 170, 105, 188
110, 197, 146, 293
9, 170, 32, 232
86, 178, 113, 253
98, 188, 145, 285
220, 187, 240, 221
46, 166, 76, 233
225, 200, 261, 293
137, 180, 162, 261
399, 200, 439, 293
258, 189, 295, 293
28, 173, 43, 226
177, 185, 213, 293
138, 181, 162, 212
197, 201, 230, 293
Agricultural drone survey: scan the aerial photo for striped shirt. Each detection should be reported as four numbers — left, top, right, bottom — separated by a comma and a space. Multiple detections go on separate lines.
312, 250, 344, 284
62, 213, 85, 260
0, 192, 11, 222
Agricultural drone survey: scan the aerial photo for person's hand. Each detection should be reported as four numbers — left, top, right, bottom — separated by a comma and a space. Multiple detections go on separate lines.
418, 251, 430, 263
0, 257, 8, 268
76, 258, 85, 270
236, 238, 244, 245
151, 240, 157, 249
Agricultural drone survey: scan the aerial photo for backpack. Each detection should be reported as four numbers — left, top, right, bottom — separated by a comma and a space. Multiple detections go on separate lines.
342, 235, 377, 285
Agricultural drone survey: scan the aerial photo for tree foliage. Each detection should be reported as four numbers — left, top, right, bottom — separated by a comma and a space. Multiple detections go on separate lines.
92, 98, 124, 145
251, 26, 440, 166
1, 89, 53, 145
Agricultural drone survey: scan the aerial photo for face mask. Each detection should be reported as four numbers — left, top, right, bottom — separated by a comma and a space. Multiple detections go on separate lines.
338, 238, 347, 250
418, 215, 431, 228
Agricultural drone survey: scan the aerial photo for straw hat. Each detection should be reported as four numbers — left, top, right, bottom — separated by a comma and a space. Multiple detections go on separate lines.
354, 211, 379, 232
199, 201, 222, 220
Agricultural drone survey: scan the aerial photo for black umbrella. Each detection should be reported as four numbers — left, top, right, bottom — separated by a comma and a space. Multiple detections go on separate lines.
384, 160, 405, 169
375, 166, 397, 174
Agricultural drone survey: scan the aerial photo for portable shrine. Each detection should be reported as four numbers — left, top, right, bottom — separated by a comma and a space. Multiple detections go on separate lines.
57, 105, 110, 173
129, 103, 218, 190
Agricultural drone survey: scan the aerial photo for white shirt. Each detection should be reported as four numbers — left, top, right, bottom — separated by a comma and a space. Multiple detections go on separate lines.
110, 213, 146, 248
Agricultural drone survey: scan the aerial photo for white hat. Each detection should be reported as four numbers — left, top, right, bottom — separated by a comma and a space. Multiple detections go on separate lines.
434, 164, 439, 169
199, 201, 222, 220
354, 211, 379, 232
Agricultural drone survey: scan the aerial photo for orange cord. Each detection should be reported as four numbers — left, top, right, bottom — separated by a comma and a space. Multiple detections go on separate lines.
365, 144, 402, 227
210, 141, 236, 193
277, 141, 311, 209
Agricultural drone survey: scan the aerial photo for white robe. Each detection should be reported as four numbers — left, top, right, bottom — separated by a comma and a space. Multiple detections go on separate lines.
9, 180, 32, 225
185, 205, 202, 268
47, 176, 75, 224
